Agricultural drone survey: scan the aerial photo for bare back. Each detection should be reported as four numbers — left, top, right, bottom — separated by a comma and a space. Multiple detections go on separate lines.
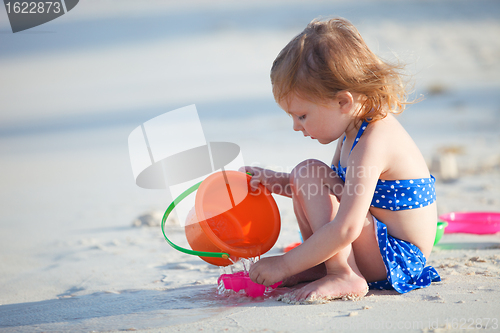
335, 114, 437, 257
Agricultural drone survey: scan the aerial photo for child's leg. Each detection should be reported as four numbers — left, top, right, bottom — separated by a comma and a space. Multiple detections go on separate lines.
279, 198, 327, 287
287, 159, 384, 301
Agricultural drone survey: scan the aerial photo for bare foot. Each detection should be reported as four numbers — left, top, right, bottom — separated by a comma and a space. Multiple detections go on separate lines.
281, 271, 368, 303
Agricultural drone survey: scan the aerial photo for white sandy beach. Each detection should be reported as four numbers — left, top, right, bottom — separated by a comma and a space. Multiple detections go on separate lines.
1, 0, 500, 332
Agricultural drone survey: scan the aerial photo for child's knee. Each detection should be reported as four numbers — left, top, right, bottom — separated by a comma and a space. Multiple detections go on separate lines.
290, 159, 331, 191
290, 159, 319, 183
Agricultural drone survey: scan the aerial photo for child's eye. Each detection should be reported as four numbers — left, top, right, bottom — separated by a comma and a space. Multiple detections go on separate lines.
298, 115, 306, 121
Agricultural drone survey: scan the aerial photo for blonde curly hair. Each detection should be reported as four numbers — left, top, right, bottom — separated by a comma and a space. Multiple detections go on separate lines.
271, 17, 410, 122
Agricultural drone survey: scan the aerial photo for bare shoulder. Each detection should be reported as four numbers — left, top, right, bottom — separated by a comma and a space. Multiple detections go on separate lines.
364, 114, 406, 140
361, 115, 430, 180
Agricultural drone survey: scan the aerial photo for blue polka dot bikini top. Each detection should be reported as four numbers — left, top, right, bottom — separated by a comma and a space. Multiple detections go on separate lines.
331, 120, 436, 211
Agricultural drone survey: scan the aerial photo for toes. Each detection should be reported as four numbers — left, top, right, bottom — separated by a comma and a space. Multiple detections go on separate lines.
296, 289, 312, 302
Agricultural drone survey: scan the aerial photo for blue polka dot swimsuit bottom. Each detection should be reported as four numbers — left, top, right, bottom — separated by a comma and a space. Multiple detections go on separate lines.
368, 217, 441, 293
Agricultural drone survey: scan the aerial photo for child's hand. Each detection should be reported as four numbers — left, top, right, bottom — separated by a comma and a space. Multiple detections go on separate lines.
238, 166, 292, 197
239, 166, 268, 192
249, 255, 289, 287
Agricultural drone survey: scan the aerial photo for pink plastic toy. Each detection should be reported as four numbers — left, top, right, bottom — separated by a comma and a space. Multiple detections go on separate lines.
217, 271, 281, 298
439, 212, 500, 234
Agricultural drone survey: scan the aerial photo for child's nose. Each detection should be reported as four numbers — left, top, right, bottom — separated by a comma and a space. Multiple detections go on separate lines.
292, 119, 302, 132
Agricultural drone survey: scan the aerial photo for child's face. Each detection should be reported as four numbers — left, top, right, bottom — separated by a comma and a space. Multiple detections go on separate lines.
278, 94, 349, 145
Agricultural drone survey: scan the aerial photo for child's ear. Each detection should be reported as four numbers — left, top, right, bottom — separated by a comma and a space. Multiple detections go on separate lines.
335, 91, 354, 113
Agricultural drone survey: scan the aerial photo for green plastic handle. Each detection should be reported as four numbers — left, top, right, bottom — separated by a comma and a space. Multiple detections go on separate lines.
161, 180, 231, 260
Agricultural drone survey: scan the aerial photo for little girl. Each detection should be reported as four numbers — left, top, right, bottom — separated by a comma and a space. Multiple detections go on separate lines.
246, 17, 441, 302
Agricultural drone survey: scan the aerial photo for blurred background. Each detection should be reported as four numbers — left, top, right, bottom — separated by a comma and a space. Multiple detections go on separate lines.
0, 0, 499, 311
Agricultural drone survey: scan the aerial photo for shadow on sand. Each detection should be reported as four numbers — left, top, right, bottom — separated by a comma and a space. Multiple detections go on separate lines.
0, 286, 224, 331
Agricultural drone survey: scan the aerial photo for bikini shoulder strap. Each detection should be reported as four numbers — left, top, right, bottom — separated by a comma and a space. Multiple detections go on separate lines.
349, 120, 370, 154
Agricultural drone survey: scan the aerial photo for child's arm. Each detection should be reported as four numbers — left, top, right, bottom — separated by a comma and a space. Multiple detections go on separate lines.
242, 166, 293, 198
250, 138, 385, 286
